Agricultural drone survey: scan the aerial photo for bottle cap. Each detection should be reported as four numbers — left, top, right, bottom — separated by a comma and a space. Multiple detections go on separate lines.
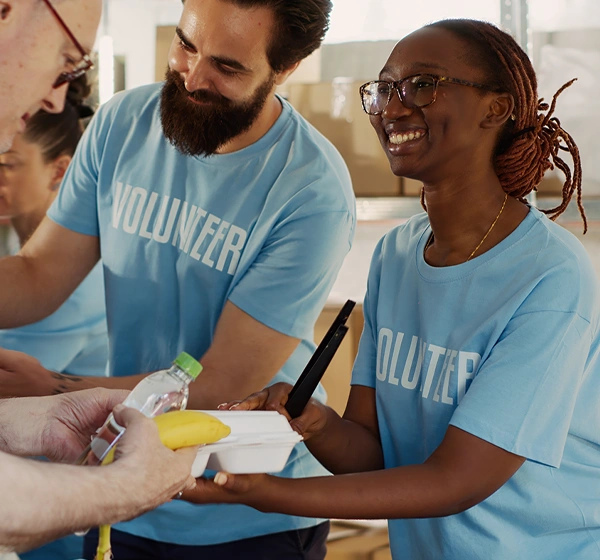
173, 352, 202, 380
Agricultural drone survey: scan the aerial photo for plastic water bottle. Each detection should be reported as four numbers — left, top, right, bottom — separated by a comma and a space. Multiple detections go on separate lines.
76, 351, 202, 466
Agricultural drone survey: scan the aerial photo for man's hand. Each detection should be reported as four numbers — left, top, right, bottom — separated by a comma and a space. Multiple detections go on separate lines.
107, 406, 198, 513
40, 388, 131, 462
0, 388, 129, 462
0, 347, 60, 397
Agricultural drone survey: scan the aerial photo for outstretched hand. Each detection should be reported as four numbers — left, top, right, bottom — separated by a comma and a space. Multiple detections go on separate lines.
181, 471, 269, 507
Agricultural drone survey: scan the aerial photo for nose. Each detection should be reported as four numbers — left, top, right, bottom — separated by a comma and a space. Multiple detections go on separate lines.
182, 58, 214, 93
40, 83, 68, 114
382, 86, 413, 120
169, 45, 211, 93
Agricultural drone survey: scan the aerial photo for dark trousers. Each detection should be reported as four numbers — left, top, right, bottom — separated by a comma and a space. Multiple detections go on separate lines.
82, 521, 330, 560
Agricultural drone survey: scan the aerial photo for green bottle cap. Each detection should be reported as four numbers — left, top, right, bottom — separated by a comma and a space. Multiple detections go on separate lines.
173, 352, 202, 380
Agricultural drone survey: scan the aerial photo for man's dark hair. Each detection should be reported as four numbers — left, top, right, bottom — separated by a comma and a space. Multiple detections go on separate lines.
230, 0, 332, 72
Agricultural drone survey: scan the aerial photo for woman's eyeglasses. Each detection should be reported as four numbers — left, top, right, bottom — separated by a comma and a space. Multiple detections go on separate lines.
359, 74, 490, 115
41, 0, 94, 88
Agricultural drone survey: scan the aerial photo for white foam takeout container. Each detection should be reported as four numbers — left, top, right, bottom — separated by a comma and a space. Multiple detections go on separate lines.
190, 410, 303, 477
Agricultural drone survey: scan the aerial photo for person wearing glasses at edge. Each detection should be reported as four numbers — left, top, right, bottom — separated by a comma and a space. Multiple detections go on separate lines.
0, 74, 110, 560
0, 0, 355, 557
185, 19, 600, 560
0, 0, 200, 554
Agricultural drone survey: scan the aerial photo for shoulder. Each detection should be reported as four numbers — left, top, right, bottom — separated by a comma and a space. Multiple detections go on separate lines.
94, 83, 162, 125
367, 213, 429, 274
279, 98, 351, 180
379, 212, 430, 254
267, 99, 356, 216
515, 208, 599, 321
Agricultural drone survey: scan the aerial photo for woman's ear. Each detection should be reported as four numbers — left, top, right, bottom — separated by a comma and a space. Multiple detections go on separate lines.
481, 93, 515, 129
49, 155, 71, 190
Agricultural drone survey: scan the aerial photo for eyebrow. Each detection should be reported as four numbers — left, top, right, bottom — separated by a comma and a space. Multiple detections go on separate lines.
379, 61, 450, 78
175, 27, 251, 73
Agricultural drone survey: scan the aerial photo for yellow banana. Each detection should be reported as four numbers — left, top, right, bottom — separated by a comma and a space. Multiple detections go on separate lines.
154, 409, 231, 448
95, 410, 230, 560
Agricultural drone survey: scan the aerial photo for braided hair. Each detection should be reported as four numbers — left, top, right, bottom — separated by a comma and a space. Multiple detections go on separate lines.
23, 74, 94, 163
425, 19, 587, 233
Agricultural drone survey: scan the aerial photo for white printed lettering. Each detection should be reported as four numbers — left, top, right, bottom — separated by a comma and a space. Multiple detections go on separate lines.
123, 186, 147, 234
216, 225, 247, 275
139, 192, 159, 239
457, 351, 481, 403
153, 197, 181, 244
112, 182, 132, 229
190, 214, 220, 261
421, 344, 446, 399
376, 328, 393, 382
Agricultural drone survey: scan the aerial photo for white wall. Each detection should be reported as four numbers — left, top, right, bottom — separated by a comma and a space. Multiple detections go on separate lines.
103, 0, 600, 91
529, 0, 600, 31
326, 0, 501, 44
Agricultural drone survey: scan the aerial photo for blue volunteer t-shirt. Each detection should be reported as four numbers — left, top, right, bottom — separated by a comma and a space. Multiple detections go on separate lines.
352, 207, 600, 559
48, 83, 355, 545
0, 261, 107, 376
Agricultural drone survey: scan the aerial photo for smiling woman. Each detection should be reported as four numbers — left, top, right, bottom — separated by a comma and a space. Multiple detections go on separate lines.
184, 18, 600, 560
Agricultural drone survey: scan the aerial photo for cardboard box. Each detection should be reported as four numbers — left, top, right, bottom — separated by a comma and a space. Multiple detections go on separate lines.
286, 82, 401, 197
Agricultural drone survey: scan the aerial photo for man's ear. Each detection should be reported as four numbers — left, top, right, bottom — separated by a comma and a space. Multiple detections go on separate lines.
274, 61, 300, 86
481, 93, 515, 129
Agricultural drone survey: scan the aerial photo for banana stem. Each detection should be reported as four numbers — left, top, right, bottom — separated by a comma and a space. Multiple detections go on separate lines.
95, 524, 112, 560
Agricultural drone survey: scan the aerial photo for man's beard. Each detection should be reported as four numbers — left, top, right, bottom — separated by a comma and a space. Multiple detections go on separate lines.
160, 69, 275, 157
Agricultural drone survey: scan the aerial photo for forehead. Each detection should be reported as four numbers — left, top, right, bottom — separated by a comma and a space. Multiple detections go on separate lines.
49, 0, 102, 52
381, 27, 476, 79
180, 0, 275, 66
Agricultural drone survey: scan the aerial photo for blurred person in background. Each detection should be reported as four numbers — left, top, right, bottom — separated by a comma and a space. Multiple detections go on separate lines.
0, 74, 108, 560
0, 74, 108, 380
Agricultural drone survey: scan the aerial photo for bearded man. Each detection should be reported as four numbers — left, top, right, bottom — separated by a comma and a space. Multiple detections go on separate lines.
0, 0, 355, 558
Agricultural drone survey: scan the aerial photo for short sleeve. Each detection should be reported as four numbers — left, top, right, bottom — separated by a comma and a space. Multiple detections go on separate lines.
228, 209, 354, 339
47, 101, 111, 237
351, 237, 385, 389
450, 307, 593, 467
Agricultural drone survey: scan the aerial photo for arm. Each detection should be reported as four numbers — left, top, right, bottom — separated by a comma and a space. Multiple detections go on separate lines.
0, 388, 128, 461
224, 383, 384, 474
0, 404, 198, 553
0, 218, 99, 328
0, 302, 302, 408
187, 425, 525, 520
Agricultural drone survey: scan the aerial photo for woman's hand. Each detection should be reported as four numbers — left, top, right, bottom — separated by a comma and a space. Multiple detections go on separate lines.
181, 471, 270, 507
218, 382, 330, 442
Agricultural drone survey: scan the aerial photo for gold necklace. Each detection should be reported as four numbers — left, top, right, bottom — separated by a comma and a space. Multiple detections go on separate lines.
424, 193, 508, 262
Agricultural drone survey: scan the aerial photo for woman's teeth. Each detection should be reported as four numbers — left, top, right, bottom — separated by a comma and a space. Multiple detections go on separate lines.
389, 130, 425, 145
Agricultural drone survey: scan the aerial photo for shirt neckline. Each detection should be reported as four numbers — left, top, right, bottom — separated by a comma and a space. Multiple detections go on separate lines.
416, 205, 538, 283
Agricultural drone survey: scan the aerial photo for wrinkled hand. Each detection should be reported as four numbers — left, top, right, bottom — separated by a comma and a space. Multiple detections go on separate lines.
40, 388, 131, 462
218, 382, 329, 441
109, 405, 198, 512
0, 347, 57, 398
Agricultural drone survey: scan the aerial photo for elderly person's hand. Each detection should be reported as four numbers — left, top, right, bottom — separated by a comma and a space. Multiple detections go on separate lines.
0, 387, 129, 462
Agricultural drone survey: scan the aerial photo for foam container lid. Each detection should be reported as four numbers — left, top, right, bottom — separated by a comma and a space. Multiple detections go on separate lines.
190, 410, 303, 477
